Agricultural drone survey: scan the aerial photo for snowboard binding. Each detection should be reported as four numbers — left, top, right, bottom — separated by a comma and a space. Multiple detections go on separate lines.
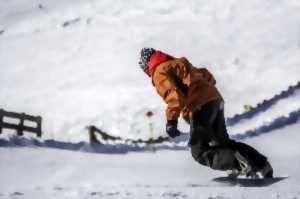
226, 151, 273, 178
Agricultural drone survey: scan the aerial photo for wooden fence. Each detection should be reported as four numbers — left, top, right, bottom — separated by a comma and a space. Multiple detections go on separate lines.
88, 125, 169, 144
0, 109, 42, 137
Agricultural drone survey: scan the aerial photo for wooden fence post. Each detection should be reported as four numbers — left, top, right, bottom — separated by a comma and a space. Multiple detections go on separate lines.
17, 113, 25, 136
0, 109, 3, 134
89, 126, 100, 144
36, 116, 42, 137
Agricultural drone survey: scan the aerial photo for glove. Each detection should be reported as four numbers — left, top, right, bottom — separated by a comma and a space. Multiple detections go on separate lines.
166, 120, 181, 138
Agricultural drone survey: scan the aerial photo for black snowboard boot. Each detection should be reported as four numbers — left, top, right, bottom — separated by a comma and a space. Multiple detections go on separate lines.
256, 161, 273, 178
234, 151, 273, 178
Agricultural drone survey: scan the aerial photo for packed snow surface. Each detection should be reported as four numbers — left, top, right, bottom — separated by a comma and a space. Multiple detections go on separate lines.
1, 0, 300, 141
0, 123, 300, 199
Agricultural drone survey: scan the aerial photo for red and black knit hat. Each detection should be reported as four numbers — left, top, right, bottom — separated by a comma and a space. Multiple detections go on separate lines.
139, 48, 174, 76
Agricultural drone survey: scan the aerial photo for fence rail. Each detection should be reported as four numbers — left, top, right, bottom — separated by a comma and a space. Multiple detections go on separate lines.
0, 109, 42, 137
88, 125, 169, 145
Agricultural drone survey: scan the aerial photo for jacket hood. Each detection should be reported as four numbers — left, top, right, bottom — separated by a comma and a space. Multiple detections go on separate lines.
146, 51, 174, 76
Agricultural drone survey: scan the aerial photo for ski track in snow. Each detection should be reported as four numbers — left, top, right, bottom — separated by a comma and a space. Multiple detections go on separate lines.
1, 186, 300, 199
226, 82, 300, 126
228, 89, 300, 135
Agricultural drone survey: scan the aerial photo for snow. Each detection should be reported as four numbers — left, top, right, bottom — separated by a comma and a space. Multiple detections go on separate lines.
228, 89, 300, 134
1, 0, 300, 198
1, 0, 300, 141
0, 123, 300, 198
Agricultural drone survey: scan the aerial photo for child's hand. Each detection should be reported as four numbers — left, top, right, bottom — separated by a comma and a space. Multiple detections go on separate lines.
166, 120, 181, 138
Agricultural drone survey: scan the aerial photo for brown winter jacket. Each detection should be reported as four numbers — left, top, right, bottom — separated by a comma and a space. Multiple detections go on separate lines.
152, 57, 222, 123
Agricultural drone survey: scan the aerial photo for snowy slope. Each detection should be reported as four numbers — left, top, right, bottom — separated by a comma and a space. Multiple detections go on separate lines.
228, 88, 300, 135
1, 0, 300, 142
0, 123, 299, 199
1, 1, 300, 198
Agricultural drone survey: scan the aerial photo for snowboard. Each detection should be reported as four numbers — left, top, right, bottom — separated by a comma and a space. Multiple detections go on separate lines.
212, 176, 288, 187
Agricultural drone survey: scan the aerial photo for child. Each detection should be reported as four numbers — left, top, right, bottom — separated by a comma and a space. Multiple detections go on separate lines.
139, 48, 273, 178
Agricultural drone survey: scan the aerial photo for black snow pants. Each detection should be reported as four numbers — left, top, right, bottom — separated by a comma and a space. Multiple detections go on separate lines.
189, 99, 267, 171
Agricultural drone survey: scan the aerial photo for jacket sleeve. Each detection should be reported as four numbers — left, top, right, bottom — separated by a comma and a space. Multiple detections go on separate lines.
153, 70, 186, 121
